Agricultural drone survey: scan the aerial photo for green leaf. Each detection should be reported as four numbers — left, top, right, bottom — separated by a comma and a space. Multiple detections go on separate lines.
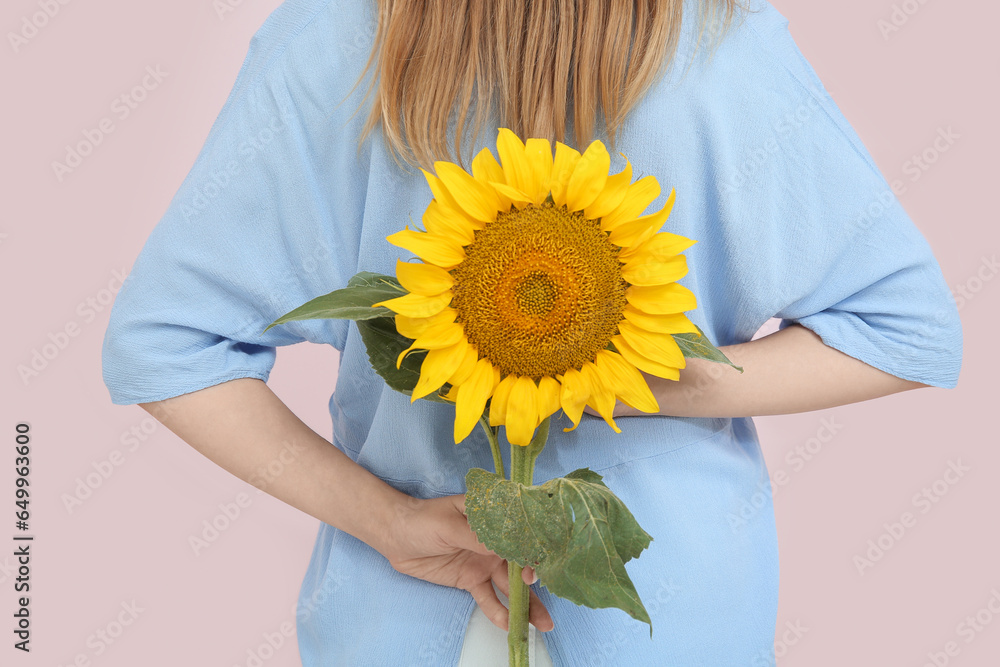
354, 316, 452, 405
347, 271, 406, 291
672, 324, 743, 372
261, 272, 404, 333
465, 467, 653, 628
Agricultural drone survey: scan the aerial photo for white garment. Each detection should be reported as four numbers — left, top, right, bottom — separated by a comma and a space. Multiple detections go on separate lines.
458, 588, 554, 667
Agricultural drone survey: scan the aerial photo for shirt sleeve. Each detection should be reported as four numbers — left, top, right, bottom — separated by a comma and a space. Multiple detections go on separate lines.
735, 5, 963, 388
101, 0, 362, 405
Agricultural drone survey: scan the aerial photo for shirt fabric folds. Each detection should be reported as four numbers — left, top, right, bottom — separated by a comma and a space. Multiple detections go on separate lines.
101, 0, 963, 664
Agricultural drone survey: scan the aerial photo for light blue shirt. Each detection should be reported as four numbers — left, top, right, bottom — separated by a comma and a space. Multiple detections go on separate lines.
101, 0, 962, 664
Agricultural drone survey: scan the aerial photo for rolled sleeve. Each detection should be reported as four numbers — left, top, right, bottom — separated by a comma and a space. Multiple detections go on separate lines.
757, 96, 962, 387
772, 193, 963, 389
697, 4, 966, 390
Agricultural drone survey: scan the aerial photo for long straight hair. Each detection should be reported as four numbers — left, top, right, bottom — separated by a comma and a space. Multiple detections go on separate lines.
355, 0, 742, 170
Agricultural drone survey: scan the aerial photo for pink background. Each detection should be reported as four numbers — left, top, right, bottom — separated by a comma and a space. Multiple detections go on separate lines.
2, 1, 997, 665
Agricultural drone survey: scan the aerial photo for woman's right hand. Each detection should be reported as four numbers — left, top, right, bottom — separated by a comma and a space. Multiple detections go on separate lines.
377, 493, 554, 633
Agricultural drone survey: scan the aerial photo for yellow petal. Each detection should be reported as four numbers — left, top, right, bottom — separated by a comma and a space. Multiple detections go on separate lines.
489, 374, 517, 427
608, 188, 677, 248
411, 339, 469, 401
412, 321, 464, 350
442, 384, 459, 402
396, 343, 419, 369
386, 227, 466, 269
580, 362, 620, 433
472, 147, 512, 211
435, 161, 500, 223
447, 342, 480, 386
537, 376, 562, 423
395, 258, 455, 296
372, 290, 453, 318
618, 230, 697, 264
611, 334, 681, 381
454, 358, 497, 443
396, 312, 461, 367
471, 147, 505, 186
617, 320, 686, 369
565, 140, 611, 212
489, 182, 533, 209
421, 169, 485, 231
496, 128, 531, 196
600, 175, 661, 232
621, 254, 688, 286
505, 376, 539, 446
594, 349, 659, 414
395, 307, 456, 339
524, 138, 554, 204
626, 282, 697, 315
584, 156, 632, 220
422, 200, 476, 245
550, 142, 582, 208
559, 367, 591, 432
620, 305, 698, 335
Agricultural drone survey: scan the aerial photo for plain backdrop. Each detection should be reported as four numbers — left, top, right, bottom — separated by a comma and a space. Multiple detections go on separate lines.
1, 1, 997, 665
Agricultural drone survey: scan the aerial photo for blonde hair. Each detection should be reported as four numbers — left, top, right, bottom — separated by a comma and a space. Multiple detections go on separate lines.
355, 0, 742, 170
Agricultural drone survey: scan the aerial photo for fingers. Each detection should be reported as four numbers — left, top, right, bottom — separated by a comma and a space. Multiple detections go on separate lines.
492, 562, 554, 632
521, 566, 538, 585
527, 586, 554, 632
468, 580, 509, 632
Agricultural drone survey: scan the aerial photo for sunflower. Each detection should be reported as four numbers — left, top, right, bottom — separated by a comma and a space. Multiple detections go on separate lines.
372, 128, 699, 446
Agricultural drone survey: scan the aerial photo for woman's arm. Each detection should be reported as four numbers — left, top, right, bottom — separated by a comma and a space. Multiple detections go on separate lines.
141, 377, 409, 548
140, 377, 552, 631
593, 323, 928, 419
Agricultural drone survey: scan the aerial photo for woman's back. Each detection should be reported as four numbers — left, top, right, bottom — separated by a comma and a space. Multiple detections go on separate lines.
102, 0, 961, 664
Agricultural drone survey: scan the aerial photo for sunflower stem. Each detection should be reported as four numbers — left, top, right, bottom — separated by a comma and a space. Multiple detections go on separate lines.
479, 414, 505, 479
507, 417, 549, 667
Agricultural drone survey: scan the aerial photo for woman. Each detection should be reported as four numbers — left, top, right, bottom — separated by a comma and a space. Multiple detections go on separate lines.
101, 0, 962, 665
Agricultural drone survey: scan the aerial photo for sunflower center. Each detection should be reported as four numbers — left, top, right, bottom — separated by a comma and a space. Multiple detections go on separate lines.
513, 271, 559, 317
450, 201, 627, 379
